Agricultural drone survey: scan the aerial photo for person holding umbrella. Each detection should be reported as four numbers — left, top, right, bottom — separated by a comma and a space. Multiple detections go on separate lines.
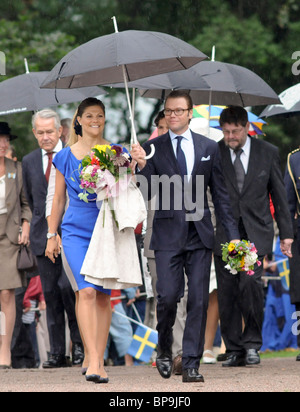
131, 91, 240, 383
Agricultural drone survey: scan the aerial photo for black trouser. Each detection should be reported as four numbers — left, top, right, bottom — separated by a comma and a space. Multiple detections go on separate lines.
37, 255, 81, 356
155, 222, 212, 370
214, 254, 265, 354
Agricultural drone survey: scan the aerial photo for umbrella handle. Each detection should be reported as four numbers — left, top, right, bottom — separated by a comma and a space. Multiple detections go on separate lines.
144, 143, 155, 160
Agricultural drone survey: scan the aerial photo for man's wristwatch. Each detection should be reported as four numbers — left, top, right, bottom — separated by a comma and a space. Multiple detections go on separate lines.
47, 232, 57, 239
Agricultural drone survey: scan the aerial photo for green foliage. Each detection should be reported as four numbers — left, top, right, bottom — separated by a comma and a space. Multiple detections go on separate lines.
1, 0, 300, 166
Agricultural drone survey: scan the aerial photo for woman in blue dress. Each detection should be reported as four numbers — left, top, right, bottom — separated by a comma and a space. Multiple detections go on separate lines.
45, 98, 113, 383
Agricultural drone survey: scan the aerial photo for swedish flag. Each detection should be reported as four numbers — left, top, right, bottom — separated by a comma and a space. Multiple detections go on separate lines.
127, 325, 158, 363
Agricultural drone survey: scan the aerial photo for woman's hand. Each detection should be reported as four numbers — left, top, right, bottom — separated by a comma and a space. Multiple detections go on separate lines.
19, 220, 30, 245
45, 236, 60, 263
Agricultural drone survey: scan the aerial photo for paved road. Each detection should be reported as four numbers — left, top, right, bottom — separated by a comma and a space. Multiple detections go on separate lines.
0, 357, 299, 394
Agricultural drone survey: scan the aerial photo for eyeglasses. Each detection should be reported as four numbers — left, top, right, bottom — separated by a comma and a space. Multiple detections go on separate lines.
222, 127, 245, 137
163, 108, 190, 117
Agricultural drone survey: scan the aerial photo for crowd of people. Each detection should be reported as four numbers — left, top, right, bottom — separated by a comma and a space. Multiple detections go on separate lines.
0, 91, 300, 385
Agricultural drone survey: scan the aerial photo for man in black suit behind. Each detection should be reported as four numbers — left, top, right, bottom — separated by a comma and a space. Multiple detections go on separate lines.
22, 109, 82, 368
131, 91, 240, 383
214, 106, 294, 367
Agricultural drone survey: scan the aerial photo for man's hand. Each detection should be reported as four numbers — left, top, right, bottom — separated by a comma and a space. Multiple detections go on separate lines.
280, 238, 294, 258
130, 143, 147, 170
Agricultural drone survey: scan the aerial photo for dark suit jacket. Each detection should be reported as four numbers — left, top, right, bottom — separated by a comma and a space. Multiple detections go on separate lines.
214, 137, 294, 256
22, 148, 49, 256
139, 131, 239, 251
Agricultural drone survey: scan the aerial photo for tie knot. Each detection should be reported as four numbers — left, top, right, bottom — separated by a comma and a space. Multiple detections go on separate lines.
46, 151, 53, 159
234, 148, 243, 158
176, 136, 184, 144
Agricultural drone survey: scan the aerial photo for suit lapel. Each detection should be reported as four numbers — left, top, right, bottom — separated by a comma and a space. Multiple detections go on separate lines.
33, 149, 47, 187
241, 137, 257, 194
5, 157, 17, 201
219, 140, 239, 192
160, 133, 181, 175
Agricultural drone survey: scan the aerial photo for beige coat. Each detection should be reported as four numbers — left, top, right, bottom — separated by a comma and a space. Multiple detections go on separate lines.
4, 158, 32, 244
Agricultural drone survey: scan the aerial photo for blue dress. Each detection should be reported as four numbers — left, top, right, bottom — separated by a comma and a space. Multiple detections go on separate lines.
53, 146, 111, 294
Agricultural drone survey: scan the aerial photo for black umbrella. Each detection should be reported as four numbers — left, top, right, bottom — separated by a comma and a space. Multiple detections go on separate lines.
0, 71, 106, 116
40, 18, 207, 145
260, 83, 300, 118
131, 61, 281, 107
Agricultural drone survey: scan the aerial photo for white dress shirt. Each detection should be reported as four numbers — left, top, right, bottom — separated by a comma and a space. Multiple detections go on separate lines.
229, 136, 251, 174
169, 129, 195, 178
41, 139, 63, 173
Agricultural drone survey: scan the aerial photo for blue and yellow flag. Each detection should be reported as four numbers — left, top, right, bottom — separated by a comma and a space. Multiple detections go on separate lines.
127, 325, 158, 363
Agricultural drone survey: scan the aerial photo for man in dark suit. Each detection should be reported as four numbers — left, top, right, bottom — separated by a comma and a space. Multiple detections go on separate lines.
22, 109, 83, 368
131, 91, 240, 383
214, 106, 294, 367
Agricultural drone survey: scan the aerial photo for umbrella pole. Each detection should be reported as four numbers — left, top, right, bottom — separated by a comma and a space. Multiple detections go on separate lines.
112, 16, 138, 146
122, 65, 138, 146
112, 15, 155, 158
207, 46, 215, 139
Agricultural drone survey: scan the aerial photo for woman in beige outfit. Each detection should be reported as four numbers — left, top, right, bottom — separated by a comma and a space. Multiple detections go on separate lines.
0, 122, 31, 368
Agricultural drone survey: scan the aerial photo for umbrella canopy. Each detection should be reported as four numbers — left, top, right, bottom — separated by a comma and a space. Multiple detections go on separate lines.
193, 104, 266, 136
128, 61, 280, 107
0, 72, 106, 116
260, 83, 300, 118
40, 30, 207, 89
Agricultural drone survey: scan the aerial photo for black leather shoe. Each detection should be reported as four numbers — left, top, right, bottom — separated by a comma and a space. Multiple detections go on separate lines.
182, 368, 204, 383
156, 354, 173, 379
222, 353, 246, 367
296, 353, 300, 361
72, 343, 84, 366
42, 354, 71, 369
245, 349, 260, 365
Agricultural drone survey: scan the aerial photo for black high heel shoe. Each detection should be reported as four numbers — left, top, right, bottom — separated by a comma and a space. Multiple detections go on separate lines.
85, 374, 101, 383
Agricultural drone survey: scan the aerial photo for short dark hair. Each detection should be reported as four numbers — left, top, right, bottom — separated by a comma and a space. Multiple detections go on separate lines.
165, 90, 193, 110
154, 110, 165, 127
219, 106, 248, 128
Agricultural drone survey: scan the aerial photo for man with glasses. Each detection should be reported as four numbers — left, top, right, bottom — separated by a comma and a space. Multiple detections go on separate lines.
131, 91, 240, 383
214, 106, 294, 367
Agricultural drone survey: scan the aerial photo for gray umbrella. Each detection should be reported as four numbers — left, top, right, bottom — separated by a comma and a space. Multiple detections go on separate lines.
260, 83, 300, 117
0, 71, 106, 116
40, 31, 206, 90
40, 20, 207, 146
124, 60, 281, 107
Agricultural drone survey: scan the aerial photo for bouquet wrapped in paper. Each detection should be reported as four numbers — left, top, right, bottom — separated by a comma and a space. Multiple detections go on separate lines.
78, 144, 132, 204
221, 240, 261, 276
78, 144, 147, 289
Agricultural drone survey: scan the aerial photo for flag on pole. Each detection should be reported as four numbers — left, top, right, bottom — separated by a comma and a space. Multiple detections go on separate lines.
127, 325, 158, 363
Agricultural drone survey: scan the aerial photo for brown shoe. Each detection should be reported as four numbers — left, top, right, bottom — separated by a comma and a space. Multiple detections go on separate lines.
172, 354, 182, 375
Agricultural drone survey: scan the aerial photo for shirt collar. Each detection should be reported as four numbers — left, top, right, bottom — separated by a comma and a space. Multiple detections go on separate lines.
169, 128, 193, 142
41, 139, 62, 157
230, 136, 251, 157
